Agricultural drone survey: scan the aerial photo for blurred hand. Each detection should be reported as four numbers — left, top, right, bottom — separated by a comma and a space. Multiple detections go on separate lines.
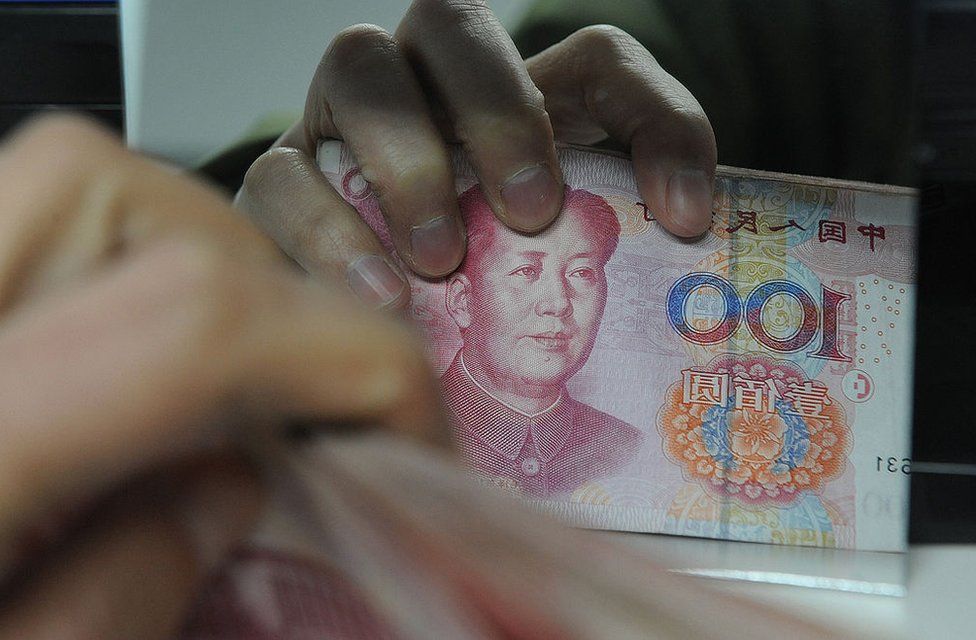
235, 0, 717, 308
0, 116, 445, 640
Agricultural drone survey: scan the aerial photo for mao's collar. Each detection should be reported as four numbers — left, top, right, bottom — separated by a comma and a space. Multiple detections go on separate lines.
458, 352, 563, 418
442, 352, 573, 461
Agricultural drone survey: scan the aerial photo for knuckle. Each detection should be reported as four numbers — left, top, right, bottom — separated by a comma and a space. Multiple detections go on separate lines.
492, 82, 549, 122
654, 96, 714, 154
239, 147, 305, 207
360, 150, 450, 203
401, 0, 496, 52
572, 24, 643, 60
10, 113, 118, 162
7, 114, 121, 180
516, 91, 550, 124
291, 212, 378, 282
324, 23, 397, 72
150, 240, 254, 343
453, 98, 549, 151
291, 216, 341, 265
571, 24, 653, 80
163, 240, 235, 302
408, 0, 490, 24
670, 104, 713, 135
569, 24, 713, 154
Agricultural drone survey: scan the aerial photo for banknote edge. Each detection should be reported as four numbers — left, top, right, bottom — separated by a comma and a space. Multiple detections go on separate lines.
557, 143, 919, 197
320, 139, 917, 197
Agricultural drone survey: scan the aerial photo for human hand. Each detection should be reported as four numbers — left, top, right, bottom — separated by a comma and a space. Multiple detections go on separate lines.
235, 0, 716, 309
0, 117, 445, 639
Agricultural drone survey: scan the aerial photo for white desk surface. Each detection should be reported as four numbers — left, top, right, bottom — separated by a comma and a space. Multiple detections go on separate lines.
618, 536, 974, 639
723, 546, 975, 639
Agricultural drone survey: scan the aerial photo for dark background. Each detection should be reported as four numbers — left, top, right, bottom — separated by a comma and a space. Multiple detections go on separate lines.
909, 2, 976, 543
0, 0, 974, 542
0, 1, 122, 136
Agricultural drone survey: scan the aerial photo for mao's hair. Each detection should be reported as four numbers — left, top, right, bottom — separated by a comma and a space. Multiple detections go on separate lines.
457, 185, 621, 275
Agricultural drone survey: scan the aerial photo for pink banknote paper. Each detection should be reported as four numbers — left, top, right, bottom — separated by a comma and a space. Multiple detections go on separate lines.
318, 142, 916, 554
182, 434, 860, 640
178, 146, 914, 639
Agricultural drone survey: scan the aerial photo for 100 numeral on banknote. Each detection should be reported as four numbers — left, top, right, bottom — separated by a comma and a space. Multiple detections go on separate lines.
319, 142, 916, 552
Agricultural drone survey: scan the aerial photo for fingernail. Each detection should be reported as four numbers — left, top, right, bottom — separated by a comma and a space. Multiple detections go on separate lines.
177, 474, 260, 569
500, 165, 562, 231
346, 255, 407, 308
410, 215, 465, 276
666, 168, 714, 235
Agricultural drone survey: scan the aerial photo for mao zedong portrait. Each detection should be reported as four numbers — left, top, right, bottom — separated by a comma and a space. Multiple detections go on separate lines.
441, 185, 644, 498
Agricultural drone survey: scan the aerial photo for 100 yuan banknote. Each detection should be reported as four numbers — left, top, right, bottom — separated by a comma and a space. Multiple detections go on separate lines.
319, 142, 917, 552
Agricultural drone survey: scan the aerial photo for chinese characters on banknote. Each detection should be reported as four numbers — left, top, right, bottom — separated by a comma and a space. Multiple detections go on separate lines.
179, 144, 914, 639
320, 142, 916, 553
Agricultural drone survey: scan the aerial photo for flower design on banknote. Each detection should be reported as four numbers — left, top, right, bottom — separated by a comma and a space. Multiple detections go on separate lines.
662, 484, 840, 547
657, 354, 849, 507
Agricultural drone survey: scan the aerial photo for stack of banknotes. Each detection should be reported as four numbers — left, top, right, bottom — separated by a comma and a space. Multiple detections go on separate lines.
179, 144, 916, 638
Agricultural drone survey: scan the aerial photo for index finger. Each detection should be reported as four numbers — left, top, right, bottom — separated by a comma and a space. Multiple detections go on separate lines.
395, 0, 565, 233
526, 26, 718, 237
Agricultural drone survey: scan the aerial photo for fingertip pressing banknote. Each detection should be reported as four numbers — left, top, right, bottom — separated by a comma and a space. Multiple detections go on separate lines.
319, 142, 916, 554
